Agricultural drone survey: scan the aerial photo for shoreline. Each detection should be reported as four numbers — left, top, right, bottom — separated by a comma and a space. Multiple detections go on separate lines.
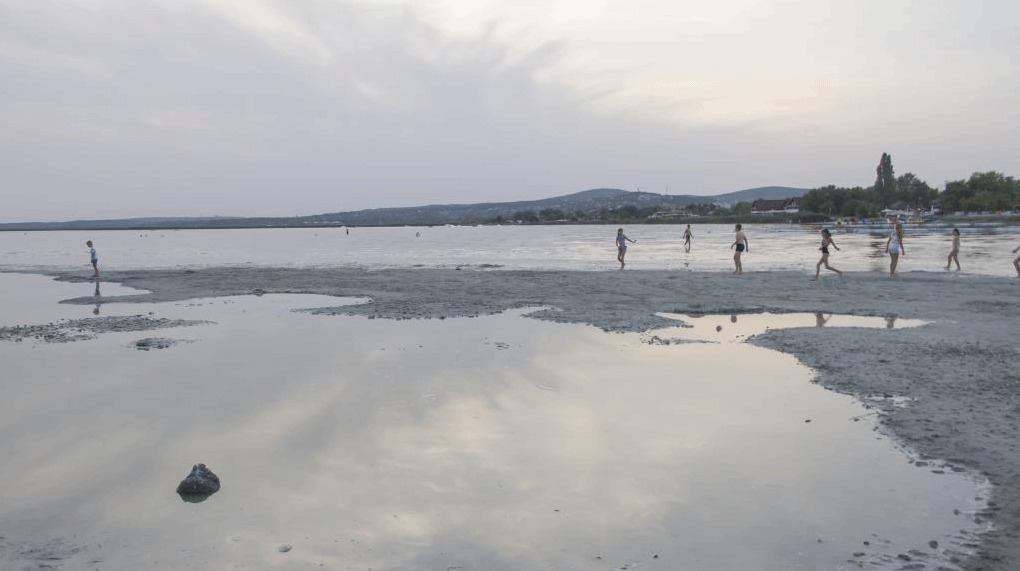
17, 267, 1020, 570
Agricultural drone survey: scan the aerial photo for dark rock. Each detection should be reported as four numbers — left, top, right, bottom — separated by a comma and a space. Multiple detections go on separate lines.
176, 463, 220, 498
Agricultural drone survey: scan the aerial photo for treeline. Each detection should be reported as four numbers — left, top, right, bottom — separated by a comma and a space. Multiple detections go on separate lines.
800, 153, 1019, 217
499, 202, 759, 225
499, 155, 1020, 225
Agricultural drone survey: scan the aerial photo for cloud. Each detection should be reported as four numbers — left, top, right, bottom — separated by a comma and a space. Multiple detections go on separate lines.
1, 0, 1018, 222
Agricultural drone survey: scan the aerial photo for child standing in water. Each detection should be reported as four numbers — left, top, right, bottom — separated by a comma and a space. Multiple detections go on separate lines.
86, 240, 99, 277
814, 228, 841, 280
616, 228, 635, 269
885, 223, 904, 277
945, 228, 961, 271
731, 223, 748, 274
682, 224, 693, 252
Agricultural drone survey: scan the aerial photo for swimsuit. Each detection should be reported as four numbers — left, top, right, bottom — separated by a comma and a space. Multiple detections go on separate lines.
736, 243, 745, 253
888, 235, 901, 255
821, 246, 829, 255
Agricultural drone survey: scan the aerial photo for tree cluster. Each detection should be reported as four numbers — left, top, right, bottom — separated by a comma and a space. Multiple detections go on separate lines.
799, 153, 1018, 218
500, 154, 1019, 225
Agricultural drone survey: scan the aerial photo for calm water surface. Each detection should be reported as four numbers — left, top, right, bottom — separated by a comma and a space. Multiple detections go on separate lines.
2, 223, 1019, 276
0, 274, 991, 571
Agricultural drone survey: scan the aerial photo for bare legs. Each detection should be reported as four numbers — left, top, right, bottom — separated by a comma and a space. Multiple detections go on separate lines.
946, 251, 960, 271
889, 253, 899, 277
1014, 255, 1020, 279
733, 252, 742, 275
814, 254, 840, 280
618, 249, 626, 270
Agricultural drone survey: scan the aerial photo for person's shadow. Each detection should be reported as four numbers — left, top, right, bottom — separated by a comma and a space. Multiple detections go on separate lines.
92, 279, 101, 315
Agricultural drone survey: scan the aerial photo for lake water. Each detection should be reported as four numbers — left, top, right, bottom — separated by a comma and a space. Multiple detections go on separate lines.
0, 274, 993, 571
2, 223, 1019, 276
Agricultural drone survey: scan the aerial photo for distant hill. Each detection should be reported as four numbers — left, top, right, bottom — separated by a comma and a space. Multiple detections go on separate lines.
0, 186, 808, 230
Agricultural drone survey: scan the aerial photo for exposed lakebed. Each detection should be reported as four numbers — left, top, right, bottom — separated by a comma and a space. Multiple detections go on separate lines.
0, 273, 990, 570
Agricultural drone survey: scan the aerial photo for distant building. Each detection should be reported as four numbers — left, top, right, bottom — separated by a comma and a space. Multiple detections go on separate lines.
751, 198, 800, 214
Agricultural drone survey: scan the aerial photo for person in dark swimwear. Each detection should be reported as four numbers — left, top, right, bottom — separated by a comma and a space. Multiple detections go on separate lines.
731, 223, 748, 274
814, 228, 841, 280
682, 224, 693, 252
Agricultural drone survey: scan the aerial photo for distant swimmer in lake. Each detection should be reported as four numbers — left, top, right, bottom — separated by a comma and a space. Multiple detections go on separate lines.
885, 222, 905, 277
814, 228, 841, 280
945, 228, 961, 271
730, 223, 748, 274
682, 224, 693, 252
616, 228, 636, 269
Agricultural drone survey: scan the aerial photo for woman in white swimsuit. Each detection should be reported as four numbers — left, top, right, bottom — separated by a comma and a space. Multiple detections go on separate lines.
885, 222, 905, 277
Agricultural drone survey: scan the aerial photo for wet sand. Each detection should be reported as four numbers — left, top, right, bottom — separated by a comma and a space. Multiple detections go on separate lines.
14, 267, 1020, 570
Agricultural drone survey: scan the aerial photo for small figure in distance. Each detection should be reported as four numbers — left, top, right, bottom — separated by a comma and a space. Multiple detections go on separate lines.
814, 228, 841, 280
1013, 242, 1020, 280
730, 223, 748, 274
885, 222, 905, 277
682, 224, 693, 252
86, 240, 99, 277
945, 228, 961, 271
616, 228, 636, 270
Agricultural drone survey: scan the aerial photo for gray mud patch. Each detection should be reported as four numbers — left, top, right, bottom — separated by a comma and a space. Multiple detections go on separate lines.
0, 315, 213, 343
0, 535, 91, 570
131, 337, 190, 351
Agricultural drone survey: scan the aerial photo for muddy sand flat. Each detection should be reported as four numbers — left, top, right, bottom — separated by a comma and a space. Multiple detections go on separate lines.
26, 268, 1020, 570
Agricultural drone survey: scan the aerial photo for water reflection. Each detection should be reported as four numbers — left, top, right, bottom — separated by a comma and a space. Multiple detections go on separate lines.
93, 279, 101, 315
656, 311, 925, 342
0, 295, 983, 571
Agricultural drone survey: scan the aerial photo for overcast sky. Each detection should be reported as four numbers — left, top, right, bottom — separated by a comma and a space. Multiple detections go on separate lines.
2, 0, 1018, 222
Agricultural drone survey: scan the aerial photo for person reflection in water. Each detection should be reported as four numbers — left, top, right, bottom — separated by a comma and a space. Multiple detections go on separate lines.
93, 280, 101, 315
815, 312, 830, 327
885, 316, 896, 329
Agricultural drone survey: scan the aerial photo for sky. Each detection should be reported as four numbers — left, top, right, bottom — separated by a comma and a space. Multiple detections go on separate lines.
1, 0, 1018, 222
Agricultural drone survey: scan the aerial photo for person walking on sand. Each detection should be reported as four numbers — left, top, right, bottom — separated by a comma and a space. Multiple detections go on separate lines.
682, 224, 693, 252
1012, 242, 1020, 280
885, 223, 904, 277
814, 228, 841, 280
945, 228, 961, 271
731, 223, 748, 274
616, 228, 636, 269
86, 240, 99, 277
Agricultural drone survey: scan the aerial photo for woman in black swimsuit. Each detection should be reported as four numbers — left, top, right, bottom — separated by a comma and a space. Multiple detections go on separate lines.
814, 228, 841, 280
